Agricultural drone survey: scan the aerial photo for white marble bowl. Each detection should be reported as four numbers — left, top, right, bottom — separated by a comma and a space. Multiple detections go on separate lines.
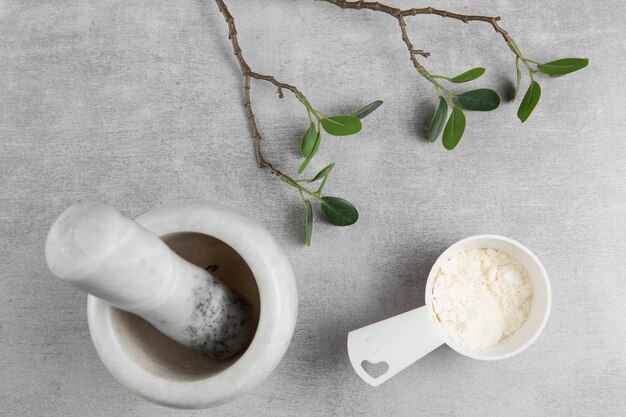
87, 202, 298, 409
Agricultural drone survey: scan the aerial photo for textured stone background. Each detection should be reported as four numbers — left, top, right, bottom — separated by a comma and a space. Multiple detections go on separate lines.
1, 0, 625, 416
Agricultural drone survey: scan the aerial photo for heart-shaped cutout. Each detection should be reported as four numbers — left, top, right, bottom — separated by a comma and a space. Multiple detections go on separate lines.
361, 360, 389, 379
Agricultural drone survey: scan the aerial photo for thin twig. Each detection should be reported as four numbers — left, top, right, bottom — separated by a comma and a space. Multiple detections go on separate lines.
318, 0, 517, 83
214, 0, 302, 176
319, 1, 512, 44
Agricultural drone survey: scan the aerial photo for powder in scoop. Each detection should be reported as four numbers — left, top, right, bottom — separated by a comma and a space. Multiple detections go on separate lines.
431, 248, 533, 348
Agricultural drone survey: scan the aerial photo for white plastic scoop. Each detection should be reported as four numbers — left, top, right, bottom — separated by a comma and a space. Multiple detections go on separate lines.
45, 201, 253, 360
347, 235, 551, 386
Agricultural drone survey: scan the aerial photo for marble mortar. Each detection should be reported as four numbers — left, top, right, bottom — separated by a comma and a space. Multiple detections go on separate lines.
52, 202, 298, 409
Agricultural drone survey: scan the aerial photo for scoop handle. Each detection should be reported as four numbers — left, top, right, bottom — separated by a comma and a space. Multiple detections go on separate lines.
347, 306, 444, 386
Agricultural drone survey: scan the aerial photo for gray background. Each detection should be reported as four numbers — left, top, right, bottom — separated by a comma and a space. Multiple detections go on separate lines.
1, 0, 625, 416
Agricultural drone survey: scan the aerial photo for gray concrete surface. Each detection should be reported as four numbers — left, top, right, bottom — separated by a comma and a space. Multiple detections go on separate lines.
1, 0, 625, 416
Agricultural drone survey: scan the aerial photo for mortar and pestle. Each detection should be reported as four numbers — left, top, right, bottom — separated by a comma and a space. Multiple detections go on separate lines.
45, 201, 297, 409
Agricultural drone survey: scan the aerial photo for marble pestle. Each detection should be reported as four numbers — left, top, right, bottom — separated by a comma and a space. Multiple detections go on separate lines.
45, 202, 253, 360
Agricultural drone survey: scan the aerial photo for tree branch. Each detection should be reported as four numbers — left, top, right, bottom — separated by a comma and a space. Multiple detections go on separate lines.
214, 0, 522, 178
210, 0, 584, 244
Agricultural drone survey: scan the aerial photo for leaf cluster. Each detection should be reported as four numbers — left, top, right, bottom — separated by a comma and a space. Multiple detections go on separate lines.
428, 67, 500, 149
292, 100, 383, 245
428, 57, 588, 149
515, 58, 588, 122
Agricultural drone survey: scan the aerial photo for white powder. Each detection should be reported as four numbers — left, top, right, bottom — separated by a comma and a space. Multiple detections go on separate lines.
431, 248, 533, 348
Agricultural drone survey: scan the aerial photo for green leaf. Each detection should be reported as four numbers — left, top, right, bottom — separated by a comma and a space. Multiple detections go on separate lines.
537, 58, 588, 76
513, 57, 522, 101
311, 163, 335, 182
442, 107, 466, 150
304, 199, 313, 246
321, 115, 362, 136
458, 89, 500, 111
298, 129, 321, 174
300, 122, 318, 157
449, 67, 486, 83
352, 100, 383, 119
320, 196, 358, 226
517, 81, 541, 123
428, 96, 448, 142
